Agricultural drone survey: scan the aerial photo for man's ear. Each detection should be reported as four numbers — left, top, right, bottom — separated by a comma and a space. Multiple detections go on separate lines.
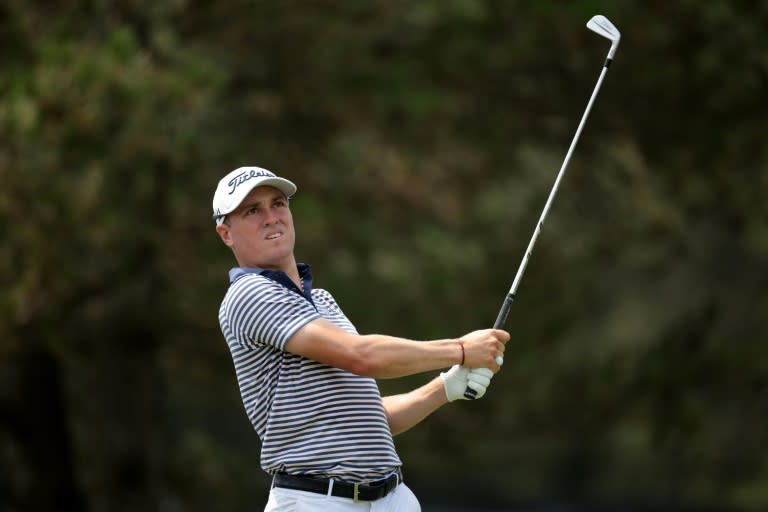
215, 223, 234, 247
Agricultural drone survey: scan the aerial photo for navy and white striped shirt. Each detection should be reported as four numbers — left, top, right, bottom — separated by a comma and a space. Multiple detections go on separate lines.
218, 264, 402, 482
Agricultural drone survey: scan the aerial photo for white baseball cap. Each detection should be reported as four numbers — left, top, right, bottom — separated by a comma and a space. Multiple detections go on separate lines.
212, 166, 297, 223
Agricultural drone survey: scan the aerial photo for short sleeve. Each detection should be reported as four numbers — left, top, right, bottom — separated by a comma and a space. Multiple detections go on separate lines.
220, 274, 321, 350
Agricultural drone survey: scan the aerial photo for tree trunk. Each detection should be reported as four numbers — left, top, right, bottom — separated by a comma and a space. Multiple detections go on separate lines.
0, 344, 87, 511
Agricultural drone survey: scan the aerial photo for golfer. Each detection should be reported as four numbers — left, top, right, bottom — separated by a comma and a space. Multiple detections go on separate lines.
213, 166, 509, 511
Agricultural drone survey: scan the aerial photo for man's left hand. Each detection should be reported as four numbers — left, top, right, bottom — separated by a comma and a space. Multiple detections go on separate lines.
441, 366, 494, 401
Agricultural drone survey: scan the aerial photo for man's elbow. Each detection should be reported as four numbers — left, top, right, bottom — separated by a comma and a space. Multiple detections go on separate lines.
346, 354, 380, 377
338, 339, 399, 378
345, 348, 394, 378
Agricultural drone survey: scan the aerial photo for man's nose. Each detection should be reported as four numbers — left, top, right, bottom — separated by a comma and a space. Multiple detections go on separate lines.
263, 208, 279, 225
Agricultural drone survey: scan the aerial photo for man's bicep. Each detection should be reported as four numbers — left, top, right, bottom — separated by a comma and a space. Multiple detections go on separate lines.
285, 318, 363, 371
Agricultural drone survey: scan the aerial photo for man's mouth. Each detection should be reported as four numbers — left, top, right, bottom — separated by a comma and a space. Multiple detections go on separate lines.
266, 232, 283, 240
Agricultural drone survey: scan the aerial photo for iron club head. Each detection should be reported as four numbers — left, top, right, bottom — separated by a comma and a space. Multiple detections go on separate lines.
587, 15, 621, 59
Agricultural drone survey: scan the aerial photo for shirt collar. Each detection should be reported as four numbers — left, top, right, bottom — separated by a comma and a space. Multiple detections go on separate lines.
228, 263, 314, 303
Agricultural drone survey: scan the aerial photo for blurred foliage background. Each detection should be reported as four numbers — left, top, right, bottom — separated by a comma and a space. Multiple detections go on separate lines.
2, 1, 767, 511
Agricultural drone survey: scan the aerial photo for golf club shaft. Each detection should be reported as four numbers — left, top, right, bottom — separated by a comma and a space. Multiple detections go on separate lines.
464, 54, 615, 399
494, 62, 611, 329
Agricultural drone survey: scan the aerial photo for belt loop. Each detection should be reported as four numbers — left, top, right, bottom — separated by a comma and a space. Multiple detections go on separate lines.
327, 478, 334, 497
353, 482, 360, 503
270, 473, 276, 490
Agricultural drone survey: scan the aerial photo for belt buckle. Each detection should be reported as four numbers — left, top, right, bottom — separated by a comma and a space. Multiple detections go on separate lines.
353, 482, 360, 503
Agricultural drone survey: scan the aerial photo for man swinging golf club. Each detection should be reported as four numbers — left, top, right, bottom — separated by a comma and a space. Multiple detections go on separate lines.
212, 13, 620, 509
213, 166, 507, 511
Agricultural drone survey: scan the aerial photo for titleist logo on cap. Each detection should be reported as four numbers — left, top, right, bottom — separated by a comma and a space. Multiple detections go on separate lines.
227, 169, 275, 195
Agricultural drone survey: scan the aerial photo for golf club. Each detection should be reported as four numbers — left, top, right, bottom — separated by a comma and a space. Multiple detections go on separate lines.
465, 15, 621, 399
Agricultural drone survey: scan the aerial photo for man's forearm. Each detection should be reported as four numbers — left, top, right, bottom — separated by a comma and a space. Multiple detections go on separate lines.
286, 318, 505, 378
381, 377, 448, 436
356, 335, 463, 378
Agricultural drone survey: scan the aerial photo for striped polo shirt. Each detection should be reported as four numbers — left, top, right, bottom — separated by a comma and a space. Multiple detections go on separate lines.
218, 264, 402, 482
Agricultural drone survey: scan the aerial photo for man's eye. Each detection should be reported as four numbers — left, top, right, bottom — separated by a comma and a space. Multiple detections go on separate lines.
245, 207, 259, 216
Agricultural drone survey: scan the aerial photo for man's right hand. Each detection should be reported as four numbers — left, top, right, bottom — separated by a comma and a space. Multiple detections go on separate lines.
459, 329, 510, 371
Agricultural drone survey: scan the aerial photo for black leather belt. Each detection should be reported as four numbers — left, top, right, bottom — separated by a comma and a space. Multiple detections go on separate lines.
273, 469, 403, 502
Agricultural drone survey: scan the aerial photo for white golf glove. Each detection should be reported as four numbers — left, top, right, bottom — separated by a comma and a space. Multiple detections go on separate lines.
440, 366, 495, 401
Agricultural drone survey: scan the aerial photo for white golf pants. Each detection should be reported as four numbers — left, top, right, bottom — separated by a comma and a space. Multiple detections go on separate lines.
264, 483, 421, 512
